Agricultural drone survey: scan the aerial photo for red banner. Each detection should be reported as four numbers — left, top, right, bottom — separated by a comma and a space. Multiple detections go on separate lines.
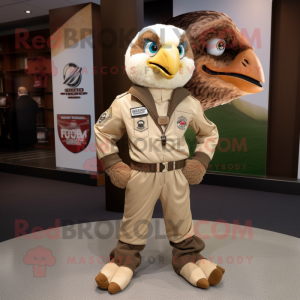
57, 115, 90, 153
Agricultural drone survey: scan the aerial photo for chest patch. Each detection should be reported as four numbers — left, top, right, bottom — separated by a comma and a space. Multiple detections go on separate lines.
131, 106, 148, 118
177, 116, 188, 130
133, 118, 148, 132
98, 107, 112, 124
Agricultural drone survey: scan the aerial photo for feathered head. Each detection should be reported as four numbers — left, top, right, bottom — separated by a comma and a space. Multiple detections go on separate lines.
125, 24, 195, 89
164, 11, 265, 110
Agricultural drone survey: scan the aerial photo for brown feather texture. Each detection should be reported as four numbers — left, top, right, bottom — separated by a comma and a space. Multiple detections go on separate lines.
164, 11, 252, 110
130, 30, 162, 56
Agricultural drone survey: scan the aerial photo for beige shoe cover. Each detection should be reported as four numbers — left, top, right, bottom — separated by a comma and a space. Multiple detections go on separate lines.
95, 262, 119, 289
108, 266, 133, 294
196, 259, 224, 286
180, 262, 209, 289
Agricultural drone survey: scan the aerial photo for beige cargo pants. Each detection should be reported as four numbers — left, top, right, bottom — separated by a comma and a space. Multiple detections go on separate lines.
109, 169, 205, 274
119, 169, 194, 244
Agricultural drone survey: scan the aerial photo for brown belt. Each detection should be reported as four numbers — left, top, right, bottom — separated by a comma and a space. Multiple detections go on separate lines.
130, 159, 186, 173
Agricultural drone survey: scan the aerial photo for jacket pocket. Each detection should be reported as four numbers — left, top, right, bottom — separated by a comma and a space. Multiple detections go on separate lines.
133, 116, 149, 141
174, 111, 192, 138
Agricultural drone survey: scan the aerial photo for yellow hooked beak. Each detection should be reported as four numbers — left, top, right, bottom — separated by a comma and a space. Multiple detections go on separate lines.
147, 43, 182, 79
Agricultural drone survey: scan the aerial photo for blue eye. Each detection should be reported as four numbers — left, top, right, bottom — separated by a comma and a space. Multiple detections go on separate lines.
177, 43, 186, 60
144, 40, 158, 57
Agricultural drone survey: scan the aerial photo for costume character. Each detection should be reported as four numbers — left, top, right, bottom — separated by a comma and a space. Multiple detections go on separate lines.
94, 24, 222, 294
164, 11, 265, 110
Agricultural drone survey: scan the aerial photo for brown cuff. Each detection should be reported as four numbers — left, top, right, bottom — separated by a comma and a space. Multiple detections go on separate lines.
191, 152, 211, 169
101, 153, 122, 170
170, 235, 205, 274
110, 240, 145, 273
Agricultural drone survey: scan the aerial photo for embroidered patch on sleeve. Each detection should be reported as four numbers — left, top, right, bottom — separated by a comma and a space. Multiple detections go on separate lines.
98, 107, 112, 124
177, 116, 188, 130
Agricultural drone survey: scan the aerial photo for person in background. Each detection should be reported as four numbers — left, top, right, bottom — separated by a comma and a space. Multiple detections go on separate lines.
10, 87, 38, 150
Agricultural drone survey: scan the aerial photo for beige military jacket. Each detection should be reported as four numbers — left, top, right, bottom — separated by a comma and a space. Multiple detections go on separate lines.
94, 85, 218, 169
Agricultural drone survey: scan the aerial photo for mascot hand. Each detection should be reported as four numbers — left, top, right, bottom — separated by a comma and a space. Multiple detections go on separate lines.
182, 159, 206, 185
105, 162, 132, 189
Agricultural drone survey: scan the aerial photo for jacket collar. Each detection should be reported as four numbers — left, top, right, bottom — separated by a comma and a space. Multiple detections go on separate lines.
129, 84, 159, 121
128, 84, 190, 121
166, 87, 191, 118
148, 88, 173, 103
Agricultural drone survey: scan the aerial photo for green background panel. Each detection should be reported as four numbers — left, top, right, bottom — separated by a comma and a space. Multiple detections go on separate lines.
184, 103, 268, 176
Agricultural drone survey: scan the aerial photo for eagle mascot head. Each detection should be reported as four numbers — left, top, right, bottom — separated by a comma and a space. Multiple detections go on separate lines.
164, 11, 265, 110
125, 24, 195, 89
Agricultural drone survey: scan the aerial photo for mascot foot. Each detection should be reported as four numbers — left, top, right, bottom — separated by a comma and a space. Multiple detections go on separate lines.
217, 265, 225, 274
207, 268, 223, 286
95, 273, 109, 289
197, 278, 210, 289
95, 262, 119, 290
196, 259, 224, 286
108, 282, 121, 294
108, 266, 133, 294
180, 262, 209, 289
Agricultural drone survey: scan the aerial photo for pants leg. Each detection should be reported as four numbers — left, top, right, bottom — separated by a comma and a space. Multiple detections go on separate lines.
118, 170, 163, 245
160, 169, 205, 274
115, 170, 163, 272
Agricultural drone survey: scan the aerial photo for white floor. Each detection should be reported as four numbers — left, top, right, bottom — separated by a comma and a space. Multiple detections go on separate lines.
1, 219, 300, 300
